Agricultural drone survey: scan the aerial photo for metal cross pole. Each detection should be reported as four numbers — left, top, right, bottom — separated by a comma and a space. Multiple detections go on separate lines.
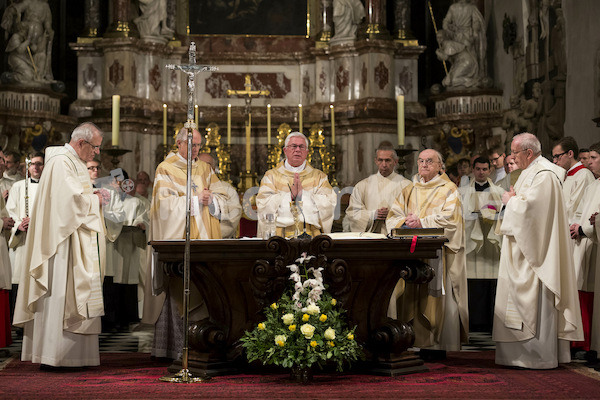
160, 41, 217, 384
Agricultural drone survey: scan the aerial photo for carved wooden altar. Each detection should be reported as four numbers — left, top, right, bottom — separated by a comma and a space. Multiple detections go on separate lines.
150, 234, 446, 376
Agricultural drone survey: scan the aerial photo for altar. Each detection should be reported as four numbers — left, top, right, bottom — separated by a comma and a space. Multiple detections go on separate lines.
150, 234, 447, 377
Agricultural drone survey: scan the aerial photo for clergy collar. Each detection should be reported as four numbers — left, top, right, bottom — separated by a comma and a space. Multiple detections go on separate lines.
30, 178, 40, 183
284, 159, 306, 173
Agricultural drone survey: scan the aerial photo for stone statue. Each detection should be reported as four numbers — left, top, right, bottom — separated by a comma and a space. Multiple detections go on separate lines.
435, 30, 479, 88
438, 0, 487, 89
134, 0, 173, 40
331, 0, 365, 43
1, 0, 54, 85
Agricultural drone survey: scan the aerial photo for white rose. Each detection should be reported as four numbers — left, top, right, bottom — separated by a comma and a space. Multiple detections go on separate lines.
324, 328, 336, 340
303, 304, 320, 315
282, 313, 294, 325
300, 324, 315, 339
274, 335, 287, 346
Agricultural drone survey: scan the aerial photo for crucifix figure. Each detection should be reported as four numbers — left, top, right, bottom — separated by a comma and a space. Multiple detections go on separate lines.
161, 41, 217, 384
227, 75, 270, 182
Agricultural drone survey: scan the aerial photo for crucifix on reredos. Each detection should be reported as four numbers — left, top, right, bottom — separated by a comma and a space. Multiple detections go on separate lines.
227, 74, 271, 192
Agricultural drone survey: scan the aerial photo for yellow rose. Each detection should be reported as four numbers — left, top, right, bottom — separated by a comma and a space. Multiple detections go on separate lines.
331, 298, 337, 306
328, 341, 335, 347
310, 340, 318, 348
289, 324, 296, 332
275, 335, 287, 347
324, 328, 336, 340
258, 322, 266, 330
302, 314, 310, 322
270, 303, 278, 310
319, 314, 327, 322
282, 313, 294, 325
347, 333, 354, 340
300, 323, 316, 339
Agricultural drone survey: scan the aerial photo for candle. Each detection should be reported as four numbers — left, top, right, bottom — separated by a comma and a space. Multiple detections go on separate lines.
194, 105, 199, 127
163, 104, 167, 145
330, 104, 335, 145
298, 104, 303, 133
397, 95, 405, 146
112, 95, 120, 147
267, 104, 271, 145
245, 114, 252, 171
227, 104, 231, 145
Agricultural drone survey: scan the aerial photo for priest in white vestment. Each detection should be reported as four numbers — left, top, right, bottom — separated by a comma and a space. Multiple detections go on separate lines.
459, 157, 504, 333
14, 122, 107, 367
198, 153, 242, 238
387, 149, 469, 356
142, 127, 228, 360
345, 144, 411, 234
0, 151, 24, 201
0, 192, 14, 347
256, 132, 337, 238
570, 142, 600, 355
493, 133, 583, 369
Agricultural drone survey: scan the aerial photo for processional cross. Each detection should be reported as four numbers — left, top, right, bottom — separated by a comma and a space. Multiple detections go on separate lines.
160, 42, 217, 384
227, 75, 270, 190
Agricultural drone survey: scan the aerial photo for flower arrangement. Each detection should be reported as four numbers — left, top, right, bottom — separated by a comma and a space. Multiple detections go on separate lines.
241, 253, 362, 372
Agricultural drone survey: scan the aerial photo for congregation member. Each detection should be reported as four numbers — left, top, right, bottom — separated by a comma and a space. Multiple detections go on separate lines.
569, 142, 600, 358
345, 143, 410, 234
5, 152, 44, 320
0, 151, 24, 201
142, 127, 228, 360
256, 132, 337, 238
387, 149, 468, 358
579, 148, 591, 169
14, 122, 107, 368
488, 145, 506, 184
552, 137, 595, 225
493, 132, 582, 369
459, 157, 504, 333
198, 153, 242, 238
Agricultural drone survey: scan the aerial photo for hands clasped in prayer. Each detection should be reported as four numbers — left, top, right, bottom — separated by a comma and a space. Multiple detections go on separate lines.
404, 213, 422, 228
17, 216, 29, 232
569, 212, 598, 239
290, 173, 303, 201
201, 187, 213, 206
375, 207, 388, 220
501, 185, 516, 205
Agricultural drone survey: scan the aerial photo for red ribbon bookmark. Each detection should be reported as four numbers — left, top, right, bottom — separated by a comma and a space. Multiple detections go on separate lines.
410, 235, 418, 253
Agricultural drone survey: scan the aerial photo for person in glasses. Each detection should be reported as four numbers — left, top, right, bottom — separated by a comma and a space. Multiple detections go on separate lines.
345, 143, 411, 235
387, 149, 468, 360
5, 152, 44, 323
256, 132, 337, 238
142, 127, 229, 360
493, 132, 582, 369
14, 122, 107, 368
488, 146, 506, 185
552, 136, 595, 226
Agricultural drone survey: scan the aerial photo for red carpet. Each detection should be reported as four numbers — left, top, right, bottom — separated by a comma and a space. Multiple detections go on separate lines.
1, 351, 600, 399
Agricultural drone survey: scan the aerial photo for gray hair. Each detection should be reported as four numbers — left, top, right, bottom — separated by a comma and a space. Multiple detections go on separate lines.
176, 127, 200, 142
284, 131, 309, 148
433, 149, 445, 166
513, 132, 542, 155
375, 143, 399, 161
71, 122, 103, 142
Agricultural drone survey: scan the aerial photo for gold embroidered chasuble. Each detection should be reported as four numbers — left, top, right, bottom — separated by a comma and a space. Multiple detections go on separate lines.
256, 161, 337, 238
387, 172, 469, 349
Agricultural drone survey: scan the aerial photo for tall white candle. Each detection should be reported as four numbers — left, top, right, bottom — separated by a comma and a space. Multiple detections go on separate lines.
227, 104, 232, 145
397, 95, 405, 146
267, 104, 271, 145
330, 104, 335, 145
112, 95, 120, 147
298, 104, 303, 133
163, 104, 167, 145
194, 104, 199, 127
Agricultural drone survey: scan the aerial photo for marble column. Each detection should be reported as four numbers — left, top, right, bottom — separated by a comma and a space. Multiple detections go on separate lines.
393, 0, 418, 46
81, 0, 101, 38
105, 0, 139, 38
358, 0, 391, 40
315, 0, 333, 47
